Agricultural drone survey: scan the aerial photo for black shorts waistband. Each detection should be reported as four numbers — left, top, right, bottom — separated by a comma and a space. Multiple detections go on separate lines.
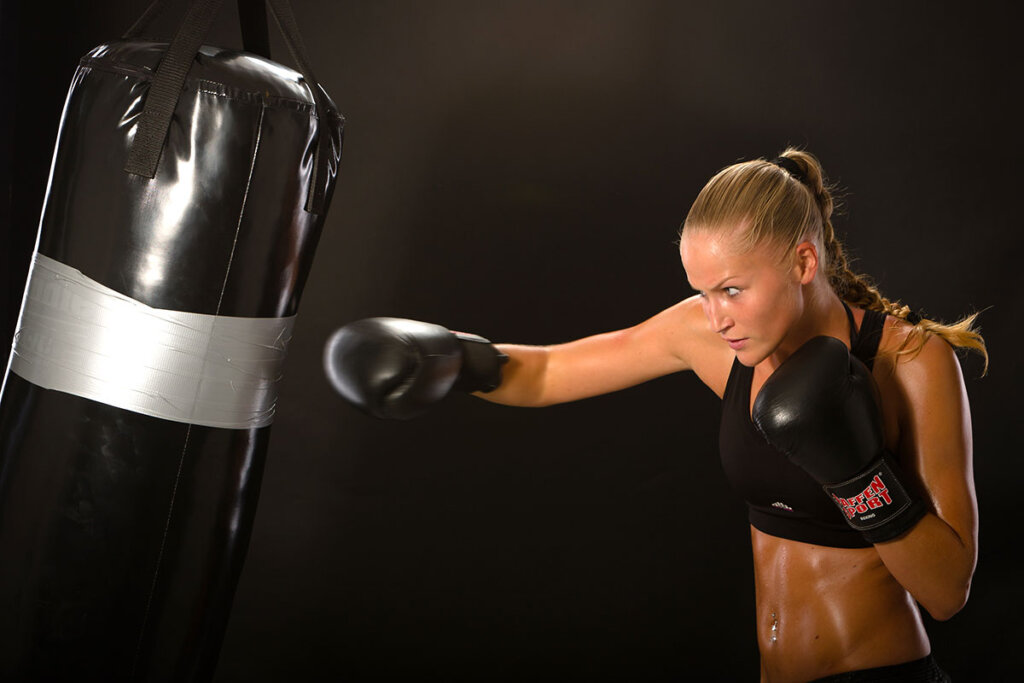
810, 654, 950, 682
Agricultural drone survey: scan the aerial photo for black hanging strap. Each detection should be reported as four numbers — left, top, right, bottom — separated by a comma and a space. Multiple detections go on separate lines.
264, 0, 331, 212
124, 0, 270, 57
237, 0, 270, 59
122, 0, 334, 214
123, 0, 226, 180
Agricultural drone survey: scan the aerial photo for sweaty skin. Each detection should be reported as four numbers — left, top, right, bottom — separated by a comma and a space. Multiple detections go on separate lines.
746, 320, 931, 682
751, 528, 929, 682
684, 231, 975, 681
482, 229, 976, 681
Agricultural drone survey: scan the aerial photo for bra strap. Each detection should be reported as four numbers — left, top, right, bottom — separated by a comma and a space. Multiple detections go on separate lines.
841, 300, 858, 348
848, 303, 887, 370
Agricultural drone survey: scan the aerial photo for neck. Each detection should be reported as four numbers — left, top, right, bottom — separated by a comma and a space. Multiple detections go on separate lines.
766, 281, 848, 369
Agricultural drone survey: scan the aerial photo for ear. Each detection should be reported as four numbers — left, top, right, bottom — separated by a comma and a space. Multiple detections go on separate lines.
792, 240, 819, 285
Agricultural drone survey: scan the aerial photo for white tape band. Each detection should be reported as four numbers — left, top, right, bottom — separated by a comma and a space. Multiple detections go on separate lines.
8, 253, 295, 429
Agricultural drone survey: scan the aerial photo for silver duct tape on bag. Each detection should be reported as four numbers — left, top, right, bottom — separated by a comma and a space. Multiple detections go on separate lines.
8, 253, 295, 429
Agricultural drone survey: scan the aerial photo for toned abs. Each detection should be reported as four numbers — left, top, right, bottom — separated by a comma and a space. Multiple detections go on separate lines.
751, 528, 929, 682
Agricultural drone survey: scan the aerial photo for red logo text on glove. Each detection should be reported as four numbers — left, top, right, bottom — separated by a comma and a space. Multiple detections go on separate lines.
831, 474, 892, 520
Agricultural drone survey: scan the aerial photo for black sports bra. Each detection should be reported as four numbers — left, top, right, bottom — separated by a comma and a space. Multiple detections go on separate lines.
719, 304, 887, 548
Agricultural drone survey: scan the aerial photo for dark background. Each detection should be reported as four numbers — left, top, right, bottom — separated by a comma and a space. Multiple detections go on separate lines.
1, 1, 1020, 680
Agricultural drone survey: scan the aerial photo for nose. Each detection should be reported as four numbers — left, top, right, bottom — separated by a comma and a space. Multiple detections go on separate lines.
704, 299, 733, 334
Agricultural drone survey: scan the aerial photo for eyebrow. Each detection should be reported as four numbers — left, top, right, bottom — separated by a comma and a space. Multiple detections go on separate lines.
689, 275, 738, 291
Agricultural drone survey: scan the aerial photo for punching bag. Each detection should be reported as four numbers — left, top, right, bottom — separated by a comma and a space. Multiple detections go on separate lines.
0, 0, 343, 679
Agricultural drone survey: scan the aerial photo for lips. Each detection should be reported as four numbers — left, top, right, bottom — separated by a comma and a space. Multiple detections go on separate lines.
724, 337, 748, 350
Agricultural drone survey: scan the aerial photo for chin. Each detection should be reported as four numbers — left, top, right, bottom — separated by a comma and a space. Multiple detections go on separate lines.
734, 349, 758, 367
734, 345, 769, 368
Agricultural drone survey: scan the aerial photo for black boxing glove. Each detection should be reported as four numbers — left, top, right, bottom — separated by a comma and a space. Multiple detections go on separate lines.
323, 317, 508, 420
752, 336, 926, 543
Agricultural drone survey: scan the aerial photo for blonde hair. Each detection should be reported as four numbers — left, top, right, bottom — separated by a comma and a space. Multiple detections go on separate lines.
681, 147, 988, 373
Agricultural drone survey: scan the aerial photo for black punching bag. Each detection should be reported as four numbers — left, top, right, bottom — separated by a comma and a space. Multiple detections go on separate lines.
0, 0, 343, 679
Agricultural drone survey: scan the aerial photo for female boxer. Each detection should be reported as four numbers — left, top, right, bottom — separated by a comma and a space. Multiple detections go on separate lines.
325, 149, 986, 682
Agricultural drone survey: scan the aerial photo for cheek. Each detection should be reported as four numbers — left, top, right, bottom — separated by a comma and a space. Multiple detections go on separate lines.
763, 284, 802, 332
745, 287, 796, 337
741, 292, 774, 327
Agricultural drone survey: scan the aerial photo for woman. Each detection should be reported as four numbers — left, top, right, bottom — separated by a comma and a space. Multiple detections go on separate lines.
325, 149, 986, 682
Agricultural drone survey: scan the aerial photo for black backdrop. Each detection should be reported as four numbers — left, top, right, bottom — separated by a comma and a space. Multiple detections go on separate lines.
1, 1, 1020, 681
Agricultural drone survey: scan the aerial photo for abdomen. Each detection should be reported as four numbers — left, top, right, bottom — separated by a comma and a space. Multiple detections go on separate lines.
751, 526, 929, 682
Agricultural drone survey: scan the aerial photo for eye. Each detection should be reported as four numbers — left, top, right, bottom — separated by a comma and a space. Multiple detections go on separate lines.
725, 286, 741, 297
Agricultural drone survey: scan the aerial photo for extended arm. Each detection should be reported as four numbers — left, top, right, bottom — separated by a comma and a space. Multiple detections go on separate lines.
480, 297, 722, 407
324, 296, 731, 416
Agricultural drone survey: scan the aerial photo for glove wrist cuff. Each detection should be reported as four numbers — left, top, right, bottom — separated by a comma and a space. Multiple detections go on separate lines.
452, 332, 508, 393
822, 452, 927, 543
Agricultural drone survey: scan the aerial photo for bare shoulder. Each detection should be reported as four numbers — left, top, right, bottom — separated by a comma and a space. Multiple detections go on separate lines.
877, 316, 966, 392
650, 295, 734, 397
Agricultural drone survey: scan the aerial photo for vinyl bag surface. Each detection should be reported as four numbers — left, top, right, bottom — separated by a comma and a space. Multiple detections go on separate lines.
0, 0, 343, 679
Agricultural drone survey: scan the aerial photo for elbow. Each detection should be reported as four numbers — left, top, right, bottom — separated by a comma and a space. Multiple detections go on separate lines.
925, 601, 964, 622
922, 581, 971, 622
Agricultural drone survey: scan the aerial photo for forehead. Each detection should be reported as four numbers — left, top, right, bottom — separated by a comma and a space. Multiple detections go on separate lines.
679, 230, 774, 287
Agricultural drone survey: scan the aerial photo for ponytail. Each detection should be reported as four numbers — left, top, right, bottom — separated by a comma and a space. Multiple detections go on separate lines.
776, 148, 989, 374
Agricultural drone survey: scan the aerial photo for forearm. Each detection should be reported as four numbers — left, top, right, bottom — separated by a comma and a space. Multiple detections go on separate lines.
873, 512, 977, 621
474, 344, 551, 406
